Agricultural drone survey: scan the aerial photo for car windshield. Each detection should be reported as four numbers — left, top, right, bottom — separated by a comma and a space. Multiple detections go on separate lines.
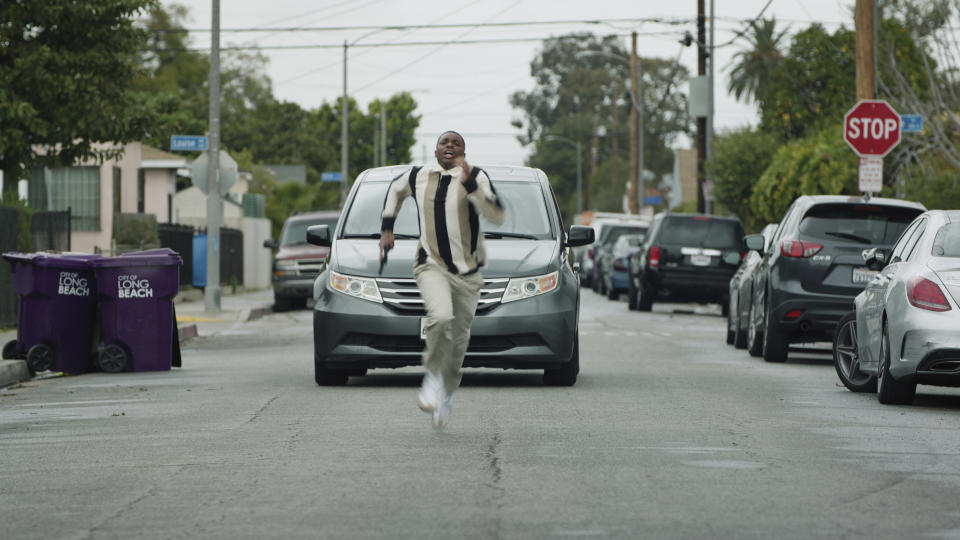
799, 204, 921, 245
341, 180, 554, 239
281, 217, 338, 246
932, 223, 960, 257
660, 217, 743, 249
599, 224, 647, 246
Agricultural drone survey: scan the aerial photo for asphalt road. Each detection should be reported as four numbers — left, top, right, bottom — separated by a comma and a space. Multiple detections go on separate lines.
2, 291, 960, 539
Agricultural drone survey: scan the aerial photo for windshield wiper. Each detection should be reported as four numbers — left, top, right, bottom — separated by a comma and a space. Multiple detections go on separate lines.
341, 232, 418, 239
824, 231, 872, 244
484, 232, 539, 240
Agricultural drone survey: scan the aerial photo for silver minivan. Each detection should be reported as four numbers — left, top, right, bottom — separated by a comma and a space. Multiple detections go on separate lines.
305, 165, 594, 386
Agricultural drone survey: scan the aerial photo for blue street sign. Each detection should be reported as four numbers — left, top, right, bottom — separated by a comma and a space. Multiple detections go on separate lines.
644, 195, 663, 205
321, 171, 343, 182
901, 114, 923, 133
170, 135, 208, 151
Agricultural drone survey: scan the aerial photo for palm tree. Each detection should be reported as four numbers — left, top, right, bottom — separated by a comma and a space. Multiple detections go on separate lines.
726, 18, 788, 104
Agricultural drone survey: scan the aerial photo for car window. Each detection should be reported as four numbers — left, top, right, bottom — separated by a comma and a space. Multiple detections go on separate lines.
659, 217, 743, 249
341, 180, 555, 239
600, 225, 648, 246
798, 204, 921, 245
903, 218, 928, 261
889, 218, 921, 262
932, 222, 960, 257
281, 217, 338, 246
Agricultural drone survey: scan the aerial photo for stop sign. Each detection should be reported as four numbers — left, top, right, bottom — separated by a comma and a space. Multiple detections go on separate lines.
844, 100, 901, 157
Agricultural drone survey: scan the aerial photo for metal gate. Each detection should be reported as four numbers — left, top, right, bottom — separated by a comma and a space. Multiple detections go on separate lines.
158, 223, 195, 286
0, 207, 20, 328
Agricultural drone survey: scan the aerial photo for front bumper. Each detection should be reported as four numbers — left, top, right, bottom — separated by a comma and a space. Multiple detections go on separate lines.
313, 278, 579, 370
273, 276, 317, 299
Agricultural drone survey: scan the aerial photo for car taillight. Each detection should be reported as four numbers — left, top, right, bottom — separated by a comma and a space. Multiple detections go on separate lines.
587, 247, 594, 258
649, 246, 660, 269
907, 276, 952, 312
613, 258, 627, 271
780, 239, 823, 258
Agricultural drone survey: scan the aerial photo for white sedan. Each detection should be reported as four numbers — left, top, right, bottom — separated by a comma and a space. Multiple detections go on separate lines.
834, 209, 960, 404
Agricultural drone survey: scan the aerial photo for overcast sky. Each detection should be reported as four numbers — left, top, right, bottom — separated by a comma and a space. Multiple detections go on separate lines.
160, 0, 854, 168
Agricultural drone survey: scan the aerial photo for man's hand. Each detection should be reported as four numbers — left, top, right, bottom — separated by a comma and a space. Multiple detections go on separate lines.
454, 156, 472, 183
379, 230, 395, 261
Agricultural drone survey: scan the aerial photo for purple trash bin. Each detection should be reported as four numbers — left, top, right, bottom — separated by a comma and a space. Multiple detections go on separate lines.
1, 252, 101, 374
92, 250, 182, 372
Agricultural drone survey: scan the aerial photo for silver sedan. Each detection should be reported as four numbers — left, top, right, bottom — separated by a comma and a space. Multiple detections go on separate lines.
835, 209, 960, 404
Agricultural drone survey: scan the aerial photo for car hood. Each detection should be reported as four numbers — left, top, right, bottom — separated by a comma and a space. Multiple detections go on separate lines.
331, 239, 559, 278
276, 243, 329, 260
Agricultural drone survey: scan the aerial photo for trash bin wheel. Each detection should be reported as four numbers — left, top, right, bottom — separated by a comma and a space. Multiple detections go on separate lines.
98, 345, 127, 373
26, 344, 54, 373
2, 339, 19, 360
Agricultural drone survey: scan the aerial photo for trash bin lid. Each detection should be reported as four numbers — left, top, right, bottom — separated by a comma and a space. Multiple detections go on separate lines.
2, 252, 100, 269
92, 252, 183, 268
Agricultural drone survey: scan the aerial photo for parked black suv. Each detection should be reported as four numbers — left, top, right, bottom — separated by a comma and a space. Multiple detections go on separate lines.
627, 213, 745, 312
744, 195, 925, 363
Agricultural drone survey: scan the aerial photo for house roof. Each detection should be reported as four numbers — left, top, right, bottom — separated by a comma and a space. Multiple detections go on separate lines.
142, 144, 187, 169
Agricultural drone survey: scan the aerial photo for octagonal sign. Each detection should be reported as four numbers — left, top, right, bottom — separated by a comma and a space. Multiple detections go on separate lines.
844, 100, 901, 157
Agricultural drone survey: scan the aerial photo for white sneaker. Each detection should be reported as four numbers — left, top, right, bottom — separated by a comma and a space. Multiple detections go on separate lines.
417, 371, 443, 412
432, 393, 453, 431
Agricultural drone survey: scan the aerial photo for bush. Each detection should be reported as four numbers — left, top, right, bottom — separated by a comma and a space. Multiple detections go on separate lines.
115, 213, 159, 248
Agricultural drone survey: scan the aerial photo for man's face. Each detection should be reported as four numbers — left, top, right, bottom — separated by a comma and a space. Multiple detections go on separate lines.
435, 132, 465, 169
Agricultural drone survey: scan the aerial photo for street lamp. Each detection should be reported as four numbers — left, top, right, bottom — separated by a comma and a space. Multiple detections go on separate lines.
576, 44, 644, 214
545, 135, 583, 216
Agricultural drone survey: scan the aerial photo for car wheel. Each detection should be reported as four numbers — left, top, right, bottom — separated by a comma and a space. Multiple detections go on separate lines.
607, 284, 619, 301
274, 294, 292, 312
544, 335, 579, 386
833, 312, 877, 393
733, 306, 748, 349
877, 320, 916, 405
636, 281, 653, 312
725, 296, 736, 345
762, 302, 788, 363
720, 298, 729, 317
314, 350, 349, 386
627, 278, 639, 311
747, 302, 763, 357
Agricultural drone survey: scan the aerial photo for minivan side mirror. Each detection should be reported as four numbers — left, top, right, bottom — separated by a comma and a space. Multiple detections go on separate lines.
263, 238, 278, 250
744, 234, 765, 253
566, 225, 595, 247
863, 248, 887, 270
306, 224, 331, 247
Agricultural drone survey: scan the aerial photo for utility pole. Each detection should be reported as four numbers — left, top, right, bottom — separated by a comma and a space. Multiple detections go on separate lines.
340, 41, 348, 207
707, 0, 715, 215
696, 0, 707, 214
855, 0, 876, 100
381, 100, 387, 166
204, 0, 221, 313
628, 31, 640, 214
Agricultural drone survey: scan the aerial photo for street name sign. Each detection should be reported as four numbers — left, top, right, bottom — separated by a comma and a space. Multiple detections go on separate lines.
321, 171, 342, 182
901, 114, 923, 133
170, 135, 209, 152
843, 100, 901, 157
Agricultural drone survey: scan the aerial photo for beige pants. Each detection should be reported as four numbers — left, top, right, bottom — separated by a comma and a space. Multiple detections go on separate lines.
414, 264, 483, 394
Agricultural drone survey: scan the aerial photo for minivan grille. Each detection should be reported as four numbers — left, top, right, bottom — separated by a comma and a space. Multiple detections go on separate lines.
377, 277, 508, 315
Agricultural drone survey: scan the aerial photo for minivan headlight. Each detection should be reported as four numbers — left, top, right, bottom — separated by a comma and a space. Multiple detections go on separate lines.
328, 271, 382, 303
502, 271, 559, 303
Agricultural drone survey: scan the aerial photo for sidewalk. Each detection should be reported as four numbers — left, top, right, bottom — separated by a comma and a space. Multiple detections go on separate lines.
0, 287, 275, 388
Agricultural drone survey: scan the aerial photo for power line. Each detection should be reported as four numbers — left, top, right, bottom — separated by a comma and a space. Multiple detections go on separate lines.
155, 17, 695, 34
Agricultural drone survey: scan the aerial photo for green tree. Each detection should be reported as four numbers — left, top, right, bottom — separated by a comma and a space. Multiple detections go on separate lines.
707, 127, 777, 232
0, 0, 157, 194
749, 124, 858, 225
726, 18, 788, 104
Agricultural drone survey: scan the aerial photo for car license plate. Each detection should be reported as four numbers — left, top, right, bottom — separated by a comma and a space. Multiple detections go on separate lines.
420, 318, 427, 341
690, 254, 711, 266
852, 267, 878, 284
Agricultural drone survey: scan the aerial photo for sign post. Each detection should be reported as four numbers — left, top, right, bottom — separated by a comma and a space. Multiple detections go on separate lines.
843, 100, 901, 196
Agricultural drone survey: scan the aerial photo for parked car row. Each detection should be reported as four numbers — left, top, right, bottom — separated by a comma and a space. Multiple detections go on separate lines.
719, 194, 957, 406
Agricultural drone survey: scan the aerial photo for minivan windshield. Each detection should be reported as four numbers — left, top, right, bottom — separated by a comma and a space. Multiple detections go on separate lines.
660, 217, 743, 249
341, 180, 554, 239
799, 204, 921, 245
281, 217, 338, 246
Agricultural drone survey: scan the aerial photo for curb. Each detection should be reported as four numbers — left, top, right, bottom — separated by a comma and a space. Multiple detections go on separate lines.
0, 359, 31, 390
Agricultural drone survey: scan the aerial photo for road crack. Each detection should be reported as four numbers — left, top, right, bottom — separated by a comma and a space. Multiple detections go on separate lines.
246, 395, 279, 424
